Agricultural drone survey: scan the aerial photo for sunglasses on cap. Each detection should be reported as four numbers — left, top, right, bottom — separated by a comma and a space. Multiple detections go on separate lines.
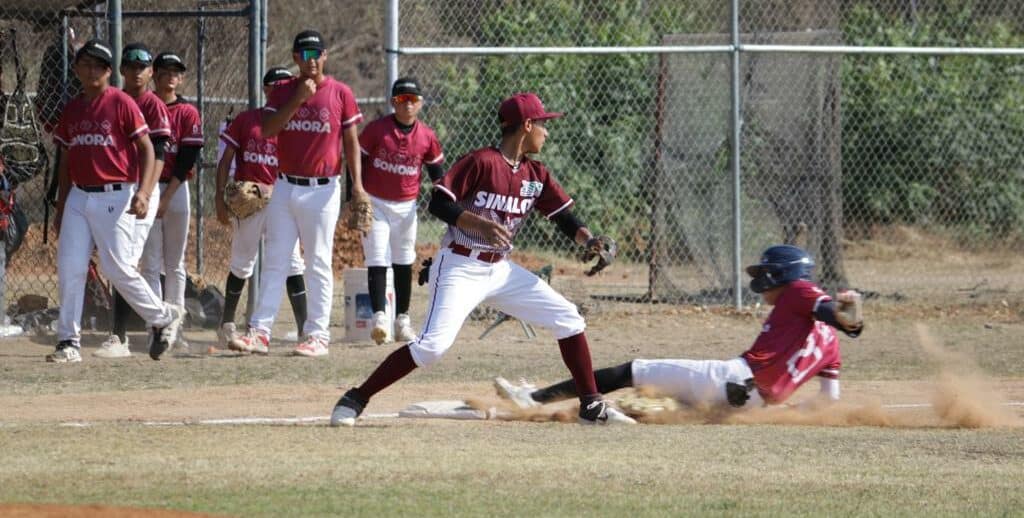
299, 49, 323, 61
392, 94, 422, 104
123, 48, 152, 65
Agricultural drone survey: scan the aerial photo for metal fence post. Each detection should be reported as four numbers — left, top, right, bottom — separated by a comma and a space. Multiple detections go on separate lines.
385, 0, 399, 111
196, 6, 206, 276
729, 0, 743, 310
246, 0, 262, 321
107, 0, 122, 87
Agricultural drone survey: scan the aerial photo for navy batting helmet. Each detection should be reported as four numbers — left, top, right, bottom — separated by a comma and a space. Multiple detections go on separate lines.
745, 245, 814, 293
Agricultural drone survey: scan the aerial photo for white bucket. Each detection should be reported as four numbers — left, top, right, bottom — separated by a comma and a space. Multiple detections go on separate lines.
343, 267, 395, 343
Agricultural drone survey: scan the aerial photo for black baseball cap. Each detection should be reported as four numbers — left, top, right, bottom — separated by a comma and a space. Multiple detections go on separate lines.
263, 67, 293, 85
122, 43, 153, 66
75, 39, 113, 67
154, 52, 187, 71
391, 77, 422, 97
292, 30, 325, 52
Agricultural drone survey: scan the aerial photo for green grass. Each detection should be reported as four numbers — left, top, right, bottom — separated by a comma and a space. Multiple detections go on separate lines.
2, 423, 1023, 516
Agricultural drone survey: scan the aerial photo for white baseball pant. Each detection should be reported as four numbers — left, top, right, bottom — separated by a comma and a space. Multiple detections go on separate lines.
249, 176, 340, 340
140, 181, 189, 307
129, 189, 159, 263
229, 205, 304, 279
57, 185, 178, 343
361, 195, 417, 267
630, 357, 764, 408
408, 248, 586, 367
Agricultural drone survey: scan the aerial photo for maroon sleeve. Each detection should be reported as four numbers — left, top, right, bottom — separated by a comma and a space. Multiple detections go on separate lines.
424, 130, 444, 165
788, 281, 832, 318
534, 165, 574, 219
220, 113, 245, 150
144, 97, 171, 137
53, 106, 72, 147
817, 359, 841, 379
435, 153, 477, 202
358, 120, 376, 156
122, 97, 150, 141
180, 105, 204, 147
338, 81, 363, 129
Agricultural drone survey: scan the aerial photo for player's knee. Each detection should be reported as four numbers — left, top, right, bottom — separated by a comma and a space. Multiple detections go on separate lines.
551, 306, 586, 340
408, 339, 450, 367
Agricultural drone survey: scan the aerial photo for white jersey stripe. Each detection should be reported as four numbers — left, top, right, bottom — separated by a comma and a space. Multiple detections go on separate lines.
426, 153, 445, 165
341, 113, 364, 127
219, 132, 240, 149
544, 198, 574, 219
434, 184, 457, 201
128, 124, 150, 139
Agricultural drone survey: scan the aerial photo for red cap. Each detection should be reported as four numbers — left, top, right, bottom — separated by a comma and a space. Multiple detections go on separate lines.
498, 92, 564, 127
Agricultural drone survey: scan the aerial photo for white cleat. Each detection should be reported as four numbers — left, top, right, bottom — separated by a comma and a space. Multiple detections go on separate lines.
293, 335, 329, 358
330, 405, 358, 427
493, 376, 541, 409
217, 322, 238, 349
370, 311, 389, 345
578, 400, 637, 426
94, 335, 131, 359
394, 313, 417, 342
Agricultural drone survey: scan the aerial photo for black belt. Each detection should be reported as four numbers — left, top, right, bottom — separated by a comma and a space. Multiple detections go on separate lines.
449, 243, 506, 264
279, 173, 332, 186
75, 183, 124, 193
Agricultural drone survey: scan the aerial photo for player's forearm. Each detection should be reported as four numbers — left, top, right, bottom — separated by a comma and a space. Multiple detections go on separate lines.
343, 127, 364, 192
215, 148, 234, 195
136, 136, 156, 196
261, 98, 303, 137
56, 147, 71, 207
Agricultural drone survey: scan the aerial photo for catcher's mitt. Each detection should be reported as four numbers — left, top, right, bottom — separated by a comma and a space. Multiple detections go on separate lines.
224, 180, 272, 219
345, 196, 374, 233
581, 235, 616, 276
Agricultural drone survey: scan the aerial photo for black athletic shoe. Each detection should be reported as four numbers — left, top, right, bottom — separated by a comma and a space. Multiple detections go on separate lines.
578, 400, 637, 425
330, 389, 367, 427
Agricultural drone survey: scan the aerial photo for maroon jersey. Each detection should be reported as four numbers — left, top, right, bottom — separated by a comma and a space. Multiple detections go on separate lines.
265, 76, 362, 177
219, 108, 278, 184
742, 280, 842, 404
128, 89, 171, 180
435, 147, 573, 252
160, 98, 204, 181
360, 116, 444, 202
54, 87, 149, 185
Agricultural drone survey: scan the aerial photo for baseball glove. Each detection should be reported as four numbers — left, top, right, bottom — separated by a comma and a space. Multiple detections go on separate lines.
224, 180, 272, 219
345, 197, 373, 233
581, 235, 616, 276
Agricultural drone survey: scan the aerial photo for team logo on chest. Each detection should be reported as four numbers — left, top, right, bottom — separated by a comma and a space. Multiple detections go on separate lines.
520, 180, 543, 197
70, 119, 114, 147
287, 106, 332, 133
474, 191, 534, 215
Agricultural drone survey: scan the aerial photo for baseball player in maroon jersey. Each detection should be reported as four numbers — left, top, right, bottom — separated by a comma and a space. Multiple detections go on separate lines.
232, 29, 367, 357
494, 245, 865, 412
330, 92, 635, 426
94, 42, 173, 359
50, 39, 184, 363
214, 67, 307, 354
360, 77, 445, 344
140, 51, 203, 351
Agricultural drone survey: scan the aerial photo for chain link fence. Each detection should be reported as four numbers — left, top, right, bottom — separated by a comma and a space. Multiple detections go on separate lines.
397, 0, 1024, 309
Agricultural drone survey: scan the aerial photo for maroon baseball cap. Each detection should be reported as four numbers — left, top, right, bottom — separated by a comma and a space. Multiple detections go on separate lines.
498, 92, 563, 128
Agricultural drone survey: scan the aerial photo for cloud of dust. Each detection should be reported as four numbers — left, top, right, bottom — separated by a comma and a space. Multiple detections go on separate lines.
470, 330, 1022, 429
914, 323, 1022, 428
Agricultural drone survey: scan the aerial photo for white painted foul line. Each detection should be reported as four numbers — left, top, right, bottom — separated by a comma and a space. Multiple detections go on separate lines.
31, 401, 1024, 428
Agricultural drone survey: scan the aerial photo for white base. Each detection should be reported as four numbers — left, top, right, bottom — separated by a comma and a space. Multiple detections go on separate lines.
398, 400, 495, 420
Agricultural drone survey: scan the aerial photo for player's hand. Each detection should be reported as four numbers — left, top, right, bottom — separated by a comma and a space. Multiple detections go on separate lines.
215, 195, 230, 225
835, 290, 863, 332
128, 192, 149, 219
295, 78, 317, 103
156, 197, 170, 219
473, 218, 512, 249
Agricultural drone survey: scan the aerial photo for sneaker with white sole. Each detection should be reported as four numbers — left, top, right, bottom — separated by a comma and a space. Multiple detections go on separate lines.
150, 304, 185, 360
46, 340, 82, 363
493, 376, 540, 409
370, 311, 389, 345
217, 322, 238, 348
94, 335, 131, 359
230, 327, 268, 354
394, 313, 417, 342
293, 335, 329, 357
578, 400, 637, 425
330, 389, 367, 427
